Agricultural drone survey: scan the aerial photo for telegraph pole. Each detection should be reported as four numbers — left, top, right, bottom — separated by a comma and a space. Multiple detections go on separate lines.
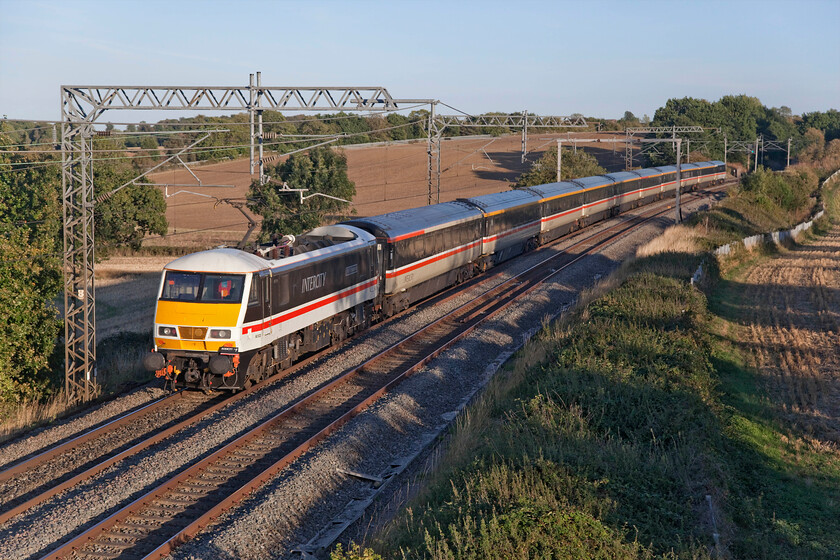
787, 137, 791, 169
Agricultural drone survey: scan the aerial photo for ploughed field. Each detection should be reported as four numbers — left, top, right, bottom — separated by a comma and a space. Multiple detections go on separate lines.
144, 132, 628, 246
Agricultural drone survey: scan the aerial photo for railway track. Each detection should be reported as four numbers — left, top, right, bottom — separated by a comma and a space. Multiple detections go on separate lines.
35, 182, 729, 560
0, 391, 220, 525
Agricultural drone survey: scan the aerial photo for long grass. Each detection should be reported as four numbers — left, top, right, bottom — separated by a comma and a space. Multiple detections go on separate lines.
331, 169, 840, 560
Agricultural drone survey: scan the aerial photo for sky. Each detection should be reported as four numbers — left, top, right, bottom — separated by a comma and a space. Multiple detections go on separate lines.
1, 0, 838, 123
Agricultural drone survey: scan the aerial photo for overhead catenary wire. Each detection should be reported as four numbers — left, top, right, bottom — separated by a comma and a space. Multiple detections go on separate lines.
0, 119, 427, 170
0, 104, 431, 130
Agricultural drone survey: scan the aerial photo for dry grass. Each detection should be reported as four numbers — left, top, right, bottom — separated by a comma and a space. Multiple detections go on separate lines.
95, 257, 170, 338
0, 392, 81, 444
636, 224, 703, 257
735, 224, 840, 445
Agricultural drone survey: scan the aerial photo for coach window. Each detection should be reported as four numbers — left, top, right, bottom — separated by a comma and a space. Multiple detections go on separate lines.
248, 275, 259, 307
273, 274, 290, 307
422, 234, 433, 257
409, 237, 421, 262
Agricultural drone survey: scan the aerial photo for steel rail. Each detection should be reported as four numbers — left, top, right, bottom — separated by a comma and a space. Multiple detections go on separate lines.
0, 242, 518, 525
0, 393, 178, 484
38, 182, 729, 560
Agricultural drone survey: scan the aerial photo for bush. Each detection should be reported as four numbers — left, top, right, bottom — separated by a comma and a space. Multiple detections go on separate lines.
516, 146, 606, 188
741, 168, 816, 212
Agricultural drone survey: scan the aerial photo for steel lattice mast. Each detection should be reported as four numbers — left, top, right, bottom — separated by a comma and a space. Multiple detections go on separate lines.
425, 109, 588, 203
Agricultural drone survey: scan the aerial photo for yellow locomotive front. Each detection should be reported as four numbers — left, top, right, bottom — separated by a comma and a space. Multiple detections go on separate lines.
143, 249, 266, 391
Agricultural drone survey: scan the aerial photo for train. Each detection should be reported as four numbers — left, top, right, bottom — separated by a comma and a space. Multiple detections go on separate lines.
143, 160, 726, 391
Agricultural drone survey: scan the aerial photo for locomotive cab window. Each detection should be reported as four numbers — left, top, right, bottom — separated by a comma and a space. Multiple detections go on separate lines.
161, 272, 245, 303
248, 275, 260, 306
161, 272, 201, 301
200, 274, 245, 303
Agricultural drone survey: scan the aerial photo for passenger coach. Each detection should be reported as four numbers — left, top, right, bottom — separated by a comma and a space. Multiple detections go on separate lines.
346, 201, 483, 314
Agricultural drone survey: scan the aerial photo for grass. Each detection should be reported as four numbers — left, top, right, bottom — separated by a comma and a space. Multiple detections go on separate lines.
331, 170, 840, 560
0, 331, 155, 444
684, 168, 820, 252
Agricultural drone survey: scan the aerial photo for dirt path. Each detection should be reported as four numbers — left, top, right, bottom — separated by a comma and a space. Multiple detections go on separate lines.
737, 225, 840, 444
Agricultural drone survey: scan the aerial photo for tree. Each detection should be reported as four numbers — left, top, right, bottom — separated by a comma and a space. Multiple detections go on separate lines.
0, 138, 63, 402
515, 146, 606, 188
801, 109, 840, 142
92, 154, 168, 251
618, 111, 640, 127
248, 147, 356, 238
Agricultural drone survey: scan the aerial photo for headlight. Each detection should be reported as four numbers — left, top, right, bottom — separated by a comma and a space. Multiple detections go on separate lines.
158, 326, 177, 337
209, 329, 231, 339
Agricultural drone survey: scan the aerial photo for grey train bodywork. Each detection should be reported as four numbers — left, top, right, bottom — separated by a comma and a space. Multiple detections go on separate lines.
145, 161, 726, 390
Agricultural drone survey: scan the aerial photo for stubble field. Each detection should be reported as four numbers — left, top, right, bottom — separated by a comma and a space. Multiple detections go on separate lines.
737, 225, 840, 443
96, 133, 626, 339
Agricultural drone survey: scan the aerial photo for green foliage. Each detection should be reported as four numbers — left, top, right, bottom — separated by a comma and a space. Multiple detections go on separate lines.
330, 542, 383, 560
515, 146, 606, 188
248, 147, 356, 237
740, 167, 814, 212
0, 136, 63, 402
800, 109, 840, 142
649, 94, 805, 168
385, 241, 840, 558
386, 270, 717, 558
92, 155, 168, 252
685, 168, 818, 250
618, 110, 640, 128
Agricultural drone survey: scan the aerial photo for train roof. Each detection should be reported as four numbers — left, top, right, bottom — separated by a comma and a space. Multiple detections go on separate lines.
164, 248, 272, 274
603, 171, 642, 183
570, 175, 615, 189
460, 189, 542, 215
344, 200, 482, 242
525, 181, 581, 201
631, 168, 662, 178
652, 161, 722, 174
652, 165, 677, 173
164, 225, 375, 274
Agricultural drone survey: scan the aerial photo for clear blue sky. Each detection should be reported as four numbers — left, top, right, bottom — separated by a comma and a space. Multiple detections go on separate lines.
1, 0, 838, 122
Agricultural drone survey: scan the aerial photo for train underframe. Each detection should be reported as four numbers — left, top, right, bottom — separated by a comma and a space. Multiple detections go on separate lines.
151, 301, 377, 392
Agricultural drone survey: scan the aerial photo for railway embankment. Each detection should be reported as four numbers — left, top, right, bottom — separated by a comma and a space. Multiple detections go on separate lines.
351, 171, 840, 560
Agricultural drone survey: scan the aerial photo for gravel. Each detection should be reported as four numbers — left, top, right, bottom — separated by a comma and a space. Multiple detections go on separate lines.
168, 198, 709, 560
0, 194, 716, 560
0, 385, 166, 471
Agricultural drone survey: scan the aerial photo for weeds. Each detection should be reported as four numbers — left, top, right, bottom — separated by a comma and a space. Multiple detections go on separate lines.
358, 175, 840, 559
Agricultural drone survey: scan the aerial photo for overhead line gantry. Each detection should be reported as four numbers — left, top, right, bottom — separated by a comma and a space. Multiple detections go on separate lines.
60, 73, 430, 403
60, 74, 585, 402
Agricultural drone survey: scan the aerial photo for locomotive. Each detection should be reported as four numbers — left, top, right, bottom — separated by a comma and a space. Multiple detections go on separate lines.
143, 160, 726, 391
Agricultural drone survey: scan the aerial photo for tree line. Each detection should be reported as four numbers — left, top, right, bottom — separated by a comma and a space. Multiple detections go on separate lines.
646, 96, 840, 168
